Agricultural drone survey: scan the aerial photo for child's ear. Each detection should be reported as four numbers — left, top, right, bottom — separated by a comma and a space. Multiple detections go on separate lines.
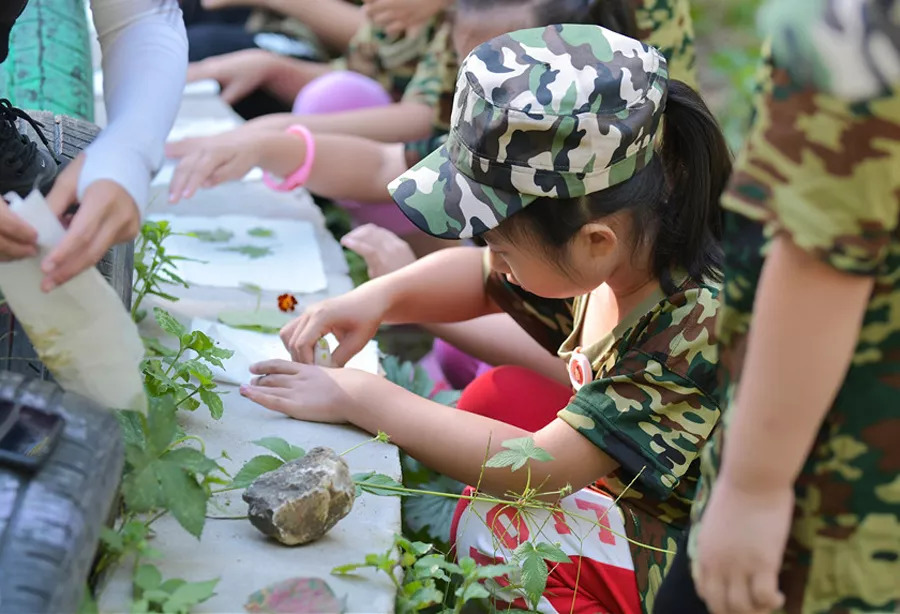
577, 222, 617, 259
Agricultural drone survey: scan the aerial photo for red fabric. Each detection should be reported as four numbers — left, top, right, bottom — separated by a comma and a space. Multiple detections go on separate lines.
451, 485, 642, 614
455, 365, 573, 431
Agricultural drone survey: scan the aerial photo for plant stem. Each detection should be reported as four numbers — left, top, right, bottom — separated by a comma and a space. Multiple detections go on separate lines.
174, 388, 201, 410
167, 434, 207, 455
339, 435, 381, 457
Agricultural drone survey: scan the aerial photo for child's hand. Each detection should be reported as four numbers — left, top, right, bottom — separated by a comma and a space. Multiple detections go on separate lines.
166, 130, 264, 202
694, 479, 791, 614
187, 49, 278, 105
241, 359, 368, 423
0, 198, 37, 261
362, 0, 452, 37
280, 288, 389, 366
340, 224, 416, 278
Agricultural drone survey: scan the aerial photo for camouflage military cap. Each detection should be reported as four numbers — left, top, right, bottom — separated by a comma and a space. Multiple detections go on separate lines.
388, 24, 669, 240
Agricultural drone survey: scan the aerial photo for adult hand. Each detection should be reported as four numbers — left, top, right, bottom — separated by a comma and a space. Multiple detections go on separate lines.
693, 479, 791, 614
279, 287, 389, 366
42, 154, 140, 292
340, 224, 416, 278
361, 0, 451, 37
187, 49, 278, 105
242, 359, 371, 423
166, 128, 265, 202
0, 198, 38, 261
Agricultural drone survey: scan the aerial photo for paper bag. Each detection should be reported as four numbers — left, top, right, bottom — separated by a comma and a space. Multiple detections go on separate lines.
0, 191, 147, 412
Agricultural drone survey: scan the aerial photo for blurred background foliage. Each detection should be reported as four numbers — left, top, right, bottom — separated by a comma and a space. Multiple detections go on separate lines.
691, 0, 764, 151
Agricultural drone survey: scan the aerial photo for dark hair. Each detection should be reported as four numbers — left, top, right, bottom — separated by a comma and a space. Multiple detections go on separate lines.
456, 0, 638, 35
495, 80, 732, 294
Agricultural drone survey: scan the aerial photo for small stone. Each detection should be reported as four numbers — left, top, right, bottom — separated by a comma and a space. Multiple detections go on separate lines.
243, 447, 355, 546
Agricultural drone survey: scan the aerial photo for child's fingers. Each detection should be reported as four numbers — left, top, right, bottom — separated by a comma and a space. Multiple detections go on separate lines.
209, 157, 251, 186
330, 331, 369, 368
696, 568, 727, 614
725, 574, 756, 614
165, 138, 199, 159
750, 572, 784, 612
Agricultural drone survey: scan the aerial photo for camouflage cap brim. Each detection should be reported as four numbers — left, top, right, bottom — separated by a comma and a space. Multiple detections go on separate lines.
388, 143, 537, 240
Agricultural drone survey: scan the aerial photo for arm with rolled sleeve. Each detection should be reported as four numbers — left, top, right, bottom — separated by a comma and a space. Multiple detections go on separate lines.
81, 0, 187, 214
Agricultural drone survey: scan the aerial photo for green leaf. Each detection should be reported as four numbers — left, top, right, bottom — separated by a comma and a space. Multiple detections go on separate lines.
122, 465, 162, 512
331, 562, 368, 575
218, 309, 292, 334
353, 472, 408, 497
200, 388, 224, 420
134, 564, 162, 591
458, 582, 491, 603
148, 399, 178, 454
164, 447, 219, 475
535, 542, 571, 564
239, 282, 263, 295
485, 437, 554, 472
247, 227, 275, 238
412, 554, 451, 581
116, 410, 147, 449
154, 308, 187, 339
230, 455, 284, 489
253, 437, 306, 462
514, 544, 550, 608
156, 461, 208, 539
219, 245, 273, 259
473, 563, 516, 580
190, 228, 233, 243
100, 527, 124, 553
77, 586, 99, 614
431, 389, 461, 406
163, 578, 219, 612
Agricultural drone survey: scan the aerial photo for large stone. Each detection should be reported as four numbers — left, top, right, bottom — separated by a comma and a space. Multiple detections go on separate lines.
243, 447, 355, 546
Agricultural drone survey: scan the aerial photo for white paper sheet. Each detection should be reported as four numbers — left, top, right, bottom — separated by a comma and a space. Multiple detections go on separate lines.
0, 191, 147, 413
190, 318, 380, 386
147, 214, 327, 293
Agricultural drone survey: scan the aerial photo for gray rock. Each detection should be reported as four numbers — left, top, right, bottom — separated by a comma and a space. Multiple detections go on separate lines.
243, 447, 355, 546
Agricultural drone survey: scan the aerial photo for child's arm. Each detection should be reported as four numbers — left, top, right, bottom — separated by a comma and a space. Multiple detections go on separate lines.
720, 234, 873, 491
427, 317, 570, 385
694, 234, 875, 614
242, 361, 617, 498
281, 246, 502, 364
244, 103, 435, 143
166, 129, 407, 203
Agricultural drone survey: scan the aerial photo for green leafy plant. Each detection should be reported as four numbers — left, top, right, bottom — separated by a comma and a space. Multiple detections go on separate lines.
143, 308, 233, 419
131, 564, 219, 614
132, 220, 191, 323
239, 282, 264, 312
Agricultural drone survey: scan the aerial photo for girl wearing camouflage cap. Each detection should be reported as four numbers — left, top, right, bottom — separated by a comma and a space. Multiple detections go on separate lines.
242, 24, 730, 612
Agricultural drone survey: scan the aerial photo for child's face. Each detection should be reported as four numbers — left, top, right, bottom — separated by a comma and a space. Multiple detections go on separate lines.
452, 5, 536, 58
482, 218, 625, 300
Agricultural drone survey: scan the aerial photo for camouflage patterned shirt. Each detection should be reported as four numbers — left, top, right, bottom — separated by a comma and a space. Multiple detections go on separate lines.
333, 17, 442, 102
488, 268, 721, 613
761, 0, 900, 101
690, 52, 900, 613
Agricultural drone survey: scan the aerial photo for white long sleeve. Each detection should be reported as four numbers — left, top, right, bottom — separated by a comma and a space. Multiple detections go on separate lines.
80, 0, 187, 213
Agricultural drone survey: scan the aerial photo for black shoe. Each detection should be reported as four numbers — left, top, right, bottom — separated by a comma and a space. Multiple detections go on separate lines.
0, 99, 58, 198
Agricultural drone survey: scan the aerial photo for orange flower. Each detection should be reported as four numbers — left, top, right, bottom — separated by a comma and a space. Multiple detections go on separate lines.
277, 293, 298, 312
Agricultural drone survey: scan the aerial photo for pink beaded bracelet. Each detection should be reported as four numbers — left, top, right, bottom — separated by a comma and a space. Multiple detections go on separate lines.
263, 124, 316, 192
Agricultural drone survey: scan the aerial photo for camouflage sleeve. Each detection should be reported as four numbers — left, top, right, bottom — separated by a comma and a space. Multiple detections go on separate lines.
760, 0, 900, 101
403, 131, 449, 167
343, 21, 435, 101
722, 54, 900, 275
559, 361, 719, 499
401, 19, 457, 134
633, 0, 698, 89
483, 269, 574, 356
